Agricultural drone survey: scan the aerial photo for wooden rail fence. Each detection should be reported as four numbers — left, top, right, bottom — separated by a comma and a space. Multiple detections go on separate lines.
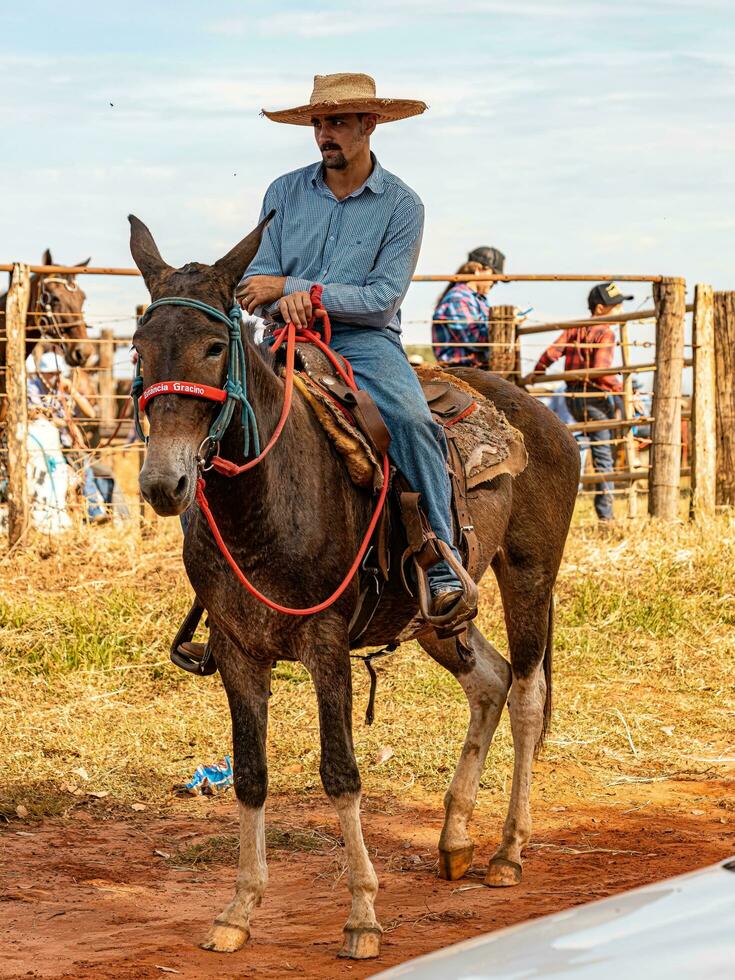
1, 263, 732, 547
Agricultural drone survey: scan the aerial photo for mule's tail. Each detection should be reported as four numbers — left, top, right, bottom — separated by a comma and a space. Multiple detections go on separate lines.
537, 594, 554, 752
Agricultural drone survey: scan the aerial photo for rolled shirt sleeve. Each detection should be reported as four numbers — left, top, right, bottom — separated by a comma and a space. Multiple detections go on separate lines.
535, 331, 571, 373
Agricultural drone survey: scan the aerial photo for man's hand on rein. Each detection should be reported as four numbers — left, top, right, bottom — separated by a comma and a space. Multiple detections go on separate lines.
238, 275, 286, 314
279, 291, 313, 330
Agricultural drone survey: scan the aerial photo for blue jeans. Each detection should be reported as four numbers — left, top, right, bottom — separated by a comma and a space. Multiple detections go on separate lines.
569, 391, 615, 521
328, 325, 461, 591
82, 464, 106, 519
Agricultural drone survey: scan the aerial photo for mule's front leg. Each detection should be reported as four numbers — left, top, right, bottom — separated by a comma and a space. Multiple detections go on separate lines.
334, 792, 381, 959
201, 639, 271, 953
308, 649, 381, 960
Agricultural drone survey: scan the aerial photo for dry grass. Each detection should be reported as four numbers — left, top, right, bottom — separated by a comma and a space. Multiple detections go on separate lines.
1, 507, 734, 820
171, 825, 341, 868
384, 909, 480, 934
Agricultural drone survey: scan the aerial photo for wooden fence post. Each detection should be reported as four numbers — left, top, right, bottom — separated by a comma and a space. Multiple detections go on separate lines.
714, 291, 735, 506
649, 276, 686, 520
98, 328, 115, 436
618, 320, 640, 518
690, 284, 717, 519
487, 305, 517, 378
5, 263, 31, 546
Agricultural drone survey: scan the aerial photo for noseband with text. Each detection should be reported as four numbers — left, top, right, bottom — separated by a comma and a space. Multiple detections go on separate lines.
131, 296, 260, 461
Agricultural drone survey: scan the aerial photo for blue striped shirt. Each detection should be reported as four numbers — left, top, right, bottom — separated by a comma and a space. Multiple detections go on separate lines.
244, 154, 424, 333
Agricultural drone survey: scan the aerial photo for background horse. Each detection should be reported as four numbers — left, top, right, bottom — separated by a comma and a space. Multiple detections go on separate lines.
0, 249, 94, 402
129, 214, 579, 961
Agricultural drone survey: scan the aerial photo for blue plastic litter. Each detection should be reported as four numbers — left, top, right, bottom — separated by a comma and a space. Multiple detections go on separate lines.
179, 756, 233, 796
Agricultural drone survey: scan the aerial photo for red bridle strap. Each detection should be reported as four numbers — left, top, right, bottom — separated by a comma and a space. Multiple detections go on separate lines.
139, 381, 227, 414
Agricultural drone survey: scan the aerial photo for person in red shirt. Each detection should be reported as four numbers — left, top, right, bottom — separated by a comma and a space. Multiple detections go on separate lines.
527, 281, 633, 522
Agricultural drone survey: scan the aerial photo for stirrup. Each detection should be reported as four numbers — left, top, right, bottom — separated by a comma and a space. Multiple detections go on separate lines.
412, 540, 478, 637
170, 602, 218, 676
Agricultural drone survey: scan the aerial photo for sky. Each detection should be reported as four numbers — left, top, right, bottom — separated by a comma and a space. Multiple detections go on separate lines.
1, 0, 734, 371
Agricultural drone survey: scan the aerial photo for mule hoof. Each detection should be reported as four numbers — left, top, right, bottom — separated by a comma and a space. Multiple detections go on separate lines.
484, 857, 522, 887
200, 923, 250, 953
338, 926, 382, 959
438, 844, 474, 881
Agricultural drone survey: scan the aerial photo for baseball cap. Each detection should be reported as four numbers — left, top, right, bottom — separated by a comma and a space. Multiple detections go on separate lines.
588, 281, 634, 310
36, 352, 65, 373
468, 246, 505, 274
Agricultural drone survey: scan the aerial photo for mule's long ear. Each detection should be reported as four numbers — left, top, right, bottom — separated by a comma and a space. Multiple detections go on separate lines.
42, 248, 53, 266
128, 215, 172, 291
213, 210, 276, 290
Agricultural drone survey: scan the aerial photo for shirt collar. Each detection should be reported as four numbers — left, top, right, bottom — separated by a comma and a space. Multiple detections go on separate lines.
310, 152, 385, 199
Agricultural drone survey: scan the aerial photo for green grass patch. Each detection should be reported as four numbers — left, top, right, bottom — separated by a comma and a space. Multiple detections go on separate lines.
1, 511, 733, 818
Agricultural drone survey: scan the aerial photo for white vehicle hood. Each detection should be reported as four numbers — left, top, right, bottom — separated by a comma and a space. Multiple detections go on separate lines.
374, 858, 735, 980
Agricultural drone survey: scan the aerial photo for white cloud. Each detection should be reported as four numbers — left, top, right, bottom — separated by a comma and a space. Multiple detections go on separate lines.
210, 10, 389, 38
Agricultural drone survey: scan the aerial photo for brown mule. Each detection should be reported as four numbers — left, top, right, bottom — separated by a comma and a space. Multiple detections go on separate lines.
129, 213, 580, 960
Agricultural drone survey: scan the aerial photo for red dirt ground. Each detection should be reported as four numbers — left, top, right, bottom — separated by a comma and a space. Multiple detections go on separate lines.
2, 784, 734, 980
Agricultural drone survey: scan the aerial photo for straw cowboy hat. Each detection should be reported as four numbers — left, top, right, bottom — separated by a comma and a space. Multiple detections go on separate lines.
262, 73, 427, 126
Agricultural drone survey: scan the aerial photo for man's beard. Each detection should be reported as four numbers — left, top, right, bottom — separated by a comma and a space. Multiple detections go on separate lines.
321, 146, 348, 170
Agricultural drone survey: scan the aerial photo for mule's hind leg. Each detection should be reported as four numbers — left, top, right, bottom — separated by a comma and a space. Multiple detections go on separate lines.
420, 623, 512, 881
201, 634, 271, 953
306, 644, 381, 960
486, 568, 554, 887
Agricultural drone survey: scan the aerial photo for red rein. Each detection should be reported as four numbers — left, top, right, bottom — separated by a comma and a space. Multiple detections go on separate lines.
194, 285, 390, 616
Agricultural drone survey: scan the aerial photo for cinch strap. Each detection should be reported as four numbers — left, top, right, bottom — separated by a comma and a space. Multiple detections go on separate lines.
138, 381, 227, 413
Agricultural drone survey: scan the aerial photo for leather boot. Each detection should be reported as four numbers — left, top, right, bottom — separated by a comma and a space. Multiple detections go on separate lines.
177, 641, 207, 662
429, 587, 465, 618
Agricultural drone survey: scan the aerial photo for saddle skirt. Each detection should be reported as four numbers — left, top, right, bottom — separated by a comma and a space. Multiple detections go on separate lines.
413, 364, 528, 488
288, 344, 528, 494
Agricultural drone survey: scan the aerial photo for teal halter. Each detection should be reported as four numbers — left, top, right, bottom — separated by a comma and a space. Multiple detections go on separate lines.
131, 296, 260, 458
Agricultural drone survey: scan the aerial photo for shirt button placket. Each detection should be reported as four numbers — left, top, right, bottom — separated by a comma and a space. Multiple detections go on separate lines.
322, 202, 342, 277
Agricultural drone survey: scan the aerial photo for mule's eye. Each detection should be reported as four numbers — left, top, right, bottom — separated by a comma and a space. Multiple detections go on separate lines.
207, 343, 226, 358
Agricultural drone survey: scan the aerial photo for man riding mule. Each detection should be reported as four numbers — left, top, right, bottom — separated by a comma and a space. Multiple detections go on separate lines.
192, 73, 467, 658
129, 73, 579, 962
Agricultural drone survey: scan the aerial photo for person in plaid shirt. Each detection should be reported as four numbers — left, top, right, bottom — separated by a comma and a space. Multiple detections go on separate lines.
432, 246, 505, 367
528, 281, 633, 523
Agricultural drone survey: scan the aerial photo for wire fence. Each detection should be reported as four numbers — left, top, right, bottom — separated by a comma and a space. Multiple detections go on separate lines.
1, 263, 719, 546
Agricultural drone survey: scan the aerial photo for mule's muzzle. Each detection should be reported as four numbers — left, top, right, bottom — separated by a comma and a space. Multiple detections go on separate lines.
139, 465, 194, 516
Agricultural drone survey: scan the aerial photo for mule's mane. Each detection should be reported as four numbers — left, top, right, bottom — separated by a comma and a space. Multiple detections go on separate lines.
242, 318, 277, 373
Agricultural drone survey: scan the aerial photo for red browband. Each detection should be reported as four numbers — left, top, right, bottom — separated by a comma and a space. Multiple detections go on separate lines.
138, 381, 227, 413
